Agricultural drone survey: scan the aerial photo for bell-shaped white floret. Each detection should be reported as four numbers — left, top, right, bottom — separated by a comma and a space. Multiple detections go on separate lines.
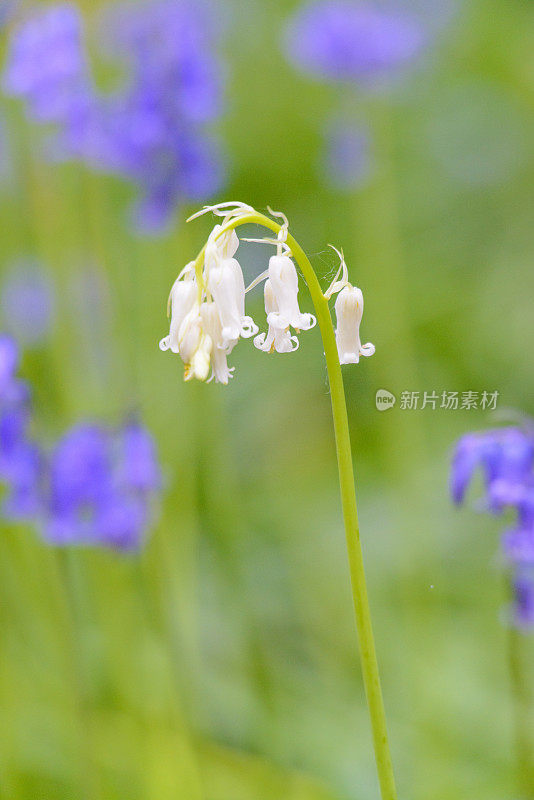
200, 303, 235, 384
159, 277, 197, 353
334, 285, 375, 365
208, 258, 258, 349
178, 308, 202, 363
266, 255, 316, 332
176, 305, 212, 382
254, 280, 299, 354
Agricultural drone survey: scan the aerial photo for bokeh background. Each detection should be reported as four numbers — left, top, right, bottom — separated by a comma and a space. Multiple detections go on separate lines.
1, 0, 534, 798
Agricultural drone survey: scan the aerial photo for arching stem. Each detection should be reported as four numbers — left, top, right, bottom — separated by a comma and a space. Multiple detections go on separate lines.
192, 211, 398, 800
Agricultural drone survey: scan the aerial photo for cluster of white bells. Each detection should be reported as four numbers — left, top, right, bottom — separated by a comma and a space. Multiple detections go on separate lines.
159, 205, 375, 384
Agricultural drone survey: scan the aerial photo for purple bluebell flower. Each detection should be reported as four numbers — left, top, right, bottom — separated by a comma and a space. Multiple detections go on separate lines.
0, 335, 31, 462
94, 494, 149, 551
451, 423, 534, 629
118, 421, 161, 493
0, 334, 19, 395
2, 4, 92, 123
0, 402, 30, 470
322, 120, 373, 191
450, 427, 534, 507
86, 0, 226, 231
2, 0, 226, 233
102, 0, 222, 124
44, 421, 160, 551
2, 441, 44, 520
0, 334, 160, 543
284, 1, 426, 85
502, 526, 534, 567
1, 261, 55, 346
489, 478, 534, 527
0, 334, 43, 520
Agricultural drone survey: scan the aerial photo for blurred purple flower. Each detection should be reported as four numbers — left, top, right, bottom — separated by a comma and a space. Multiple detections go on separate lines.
86, 89, 225, 231
451, 423, 534, 630
44, 421, 160, 551
1, 261, 55, 346
450, 428, 534, 507
0, 333, 43, 520
502, 526, 534, 566
284, 1, 426, 84
2, 4, 92, 122
2, 0, 227, 233
0, 334, 160, 546
0, 335, 31, 463
85, 0, 226, 231
102, 0, 222, 124
2, 441, 44, 520
322, 120, 373, 191
0, 334, 19, 394
118, 421, 161, 493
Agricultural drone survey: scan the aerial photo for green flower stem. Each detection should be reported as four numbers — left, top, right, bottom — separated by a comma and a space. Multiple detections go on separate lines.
192, 211, 397, 800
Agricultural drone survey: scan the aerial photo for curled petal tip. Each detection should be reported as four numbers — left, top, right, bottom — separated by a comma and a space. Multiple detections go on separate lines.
361, 342, 375, 357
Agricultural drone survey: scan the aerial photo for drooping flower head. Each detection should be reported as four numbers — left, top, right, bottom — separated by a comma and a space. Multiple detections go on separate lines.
451, 422, 534, 630
160, 203, 259, 383
159, 203, 374, 382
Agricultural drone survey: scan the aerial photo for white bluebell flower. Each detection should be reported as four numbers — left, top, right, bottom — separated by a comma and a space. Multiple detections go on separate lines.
159, 269, 197, 354
334, 285, 375, 365
206, 224, 258, 349
266, 254, 316, 334
200, 302, 234, 384
254, 279, 299, 354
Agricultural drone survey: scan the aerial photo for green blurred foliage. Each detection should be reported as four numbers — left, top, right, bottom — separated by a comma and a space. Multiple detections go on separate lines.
2, 0, 534, 798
